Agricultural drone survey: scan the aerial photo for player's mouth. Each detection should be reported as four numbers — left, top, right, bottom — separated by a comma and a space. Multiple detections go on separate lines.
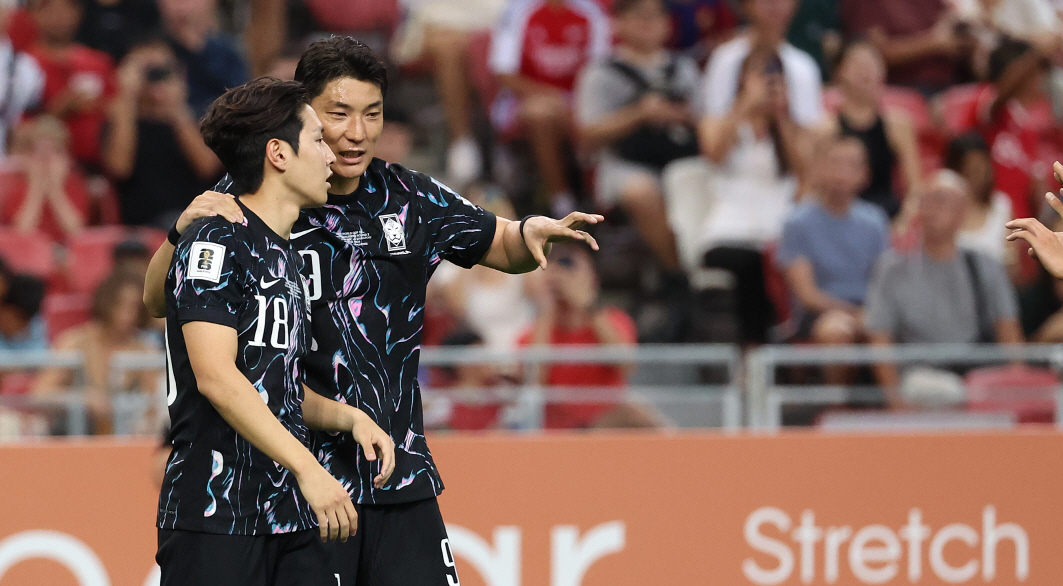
337, 150, 366, 165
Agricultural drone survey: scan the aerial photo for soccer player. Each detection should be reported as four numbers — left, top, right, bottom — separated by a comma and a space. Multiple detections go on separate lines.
145, 38, 603, 585
158, 77, 395, 586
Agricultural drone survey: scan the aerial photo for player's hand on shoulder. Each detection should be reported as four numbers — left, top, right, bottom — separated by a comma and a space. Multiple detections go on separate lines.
351, 410, 396, 489
522, 212, 604, 269
175, 191, 245, 235
295, 465, 357, 542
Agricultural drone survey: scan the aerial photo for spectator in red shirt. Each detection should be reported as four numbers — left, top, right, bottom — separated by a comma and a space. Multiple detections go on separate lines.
490, 0, 611, 216
519, 242, 660, 429
0, 115, 91, 243
27, 0, 116, 170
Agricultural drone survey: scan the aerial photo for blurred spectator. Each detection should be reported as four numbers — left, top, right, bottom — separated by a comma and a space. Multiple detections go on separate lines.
519, 242, 659, 429
840, 0, 973, 93
432, 328, 509, 431
490, 0, 611, 215
700, 0, 824, 130
33, 271, 159, 434
391, 0, 507, 185
157, 0, 247, 118
864, 170, 1023, 405
693, 47, 804, 344
968, 36, 1055, 220
665, 0, 738, 61
431, 192, 537, 351
575, 0, 699, 275
27, 0, 116, 169
76, 0, 160, 61
0, 274, 46, 351
0, 116, 91, 242
950, 0, 1062, 77
825, 42, 922, 220
777, 134, 889, 350
111, 238, 151, 279
374, 107, 415, 167
947, 133, 1016, 267
1031, 277, 1063, 341
786, 0, 841, 78
0, 0, 44, 158
101, 34, 220, 228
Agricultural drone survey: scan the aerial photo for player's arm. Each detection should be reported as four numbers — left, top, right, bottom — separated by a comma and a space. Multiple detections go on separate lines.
479, 213, 605, 273
143, 192, 244, 317
301, 388, 396, 489
183, 321, 357, 542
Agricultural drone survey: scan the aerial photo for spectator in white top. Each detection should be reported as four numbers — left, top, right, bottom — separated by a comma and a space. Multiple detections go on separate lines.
699, 0, 824, 129
575, 0, 699, 274
947, 133, 1017, 270
0, 0, 44, 158
490, 0, 611, 215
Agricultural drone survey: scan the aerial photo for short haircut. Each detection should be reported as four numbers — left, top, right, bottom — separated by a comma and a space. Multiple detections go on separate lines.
988, 36, 1034, 83
944, 133, 989, 173
295, 36, 388, 100
611, 0, 661, 15
4, 275, 44, 319
200, 77, 310, 196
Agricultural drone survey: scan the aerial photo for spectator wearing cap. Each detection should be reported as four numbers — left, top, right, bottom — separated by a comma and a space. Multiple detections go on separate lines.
575, 0, 699, 277
489, 0, 612, 215
101, 33, 220, 228
27, 0, 116, 170
864, 170, 1023, 406
0, 0, 44, 158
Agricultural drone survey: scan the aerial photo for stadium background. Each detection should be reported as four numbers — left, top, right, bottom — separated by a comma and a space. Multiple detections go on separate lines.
2, 0, 1063, 583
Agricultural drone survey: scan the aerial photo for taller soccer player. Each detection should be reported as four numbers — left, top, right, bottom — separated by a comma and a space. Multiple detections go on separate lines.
145, 38, 602, 584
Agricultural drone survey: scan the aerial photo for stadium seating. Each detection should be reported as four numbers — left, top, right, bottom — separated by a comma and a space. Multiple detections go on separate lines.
964, 365, 1058, 424
0, 229, 57, 279
65, 226, 163, 294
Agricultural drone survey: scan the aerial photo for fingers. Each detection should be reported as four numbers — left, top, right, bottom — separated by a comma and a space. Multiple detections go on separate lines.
529, 239, 548, 270
1053, 160, 1063, 185
317, 511, 329, 542
1006, 229, 1035, 245
561, 212, 604, 229
1047, 191, 1063, 220
578, 230, 599, 251
327, 508, 340, 542
379, 437, 395, 484
335, 504, 350, 542
344, 499, 358, 537
1005, 217, 1047, 235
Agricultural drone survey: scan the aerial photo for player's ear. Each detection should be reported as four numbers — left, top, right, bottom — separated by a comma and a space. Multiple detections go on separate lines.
265, 137, 289, 172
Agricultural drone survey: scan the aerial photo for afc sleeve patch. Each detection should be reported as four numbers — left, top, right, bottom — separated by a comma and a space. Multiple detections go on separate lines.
186, 241, 226, 283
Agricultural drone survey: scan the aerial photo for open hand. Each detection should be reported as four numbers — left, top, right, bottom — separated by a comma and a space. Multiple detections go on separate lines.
295, 465, 358, 542
175, 190, 244, 235
522, 212, 604, 269
1006, 162, 1063, 279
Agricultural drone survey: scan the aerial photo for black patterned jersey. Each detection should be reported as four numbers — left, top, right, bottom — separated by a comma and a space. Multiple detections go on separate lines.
158, 201, 315, 535
218, 159, 496, 504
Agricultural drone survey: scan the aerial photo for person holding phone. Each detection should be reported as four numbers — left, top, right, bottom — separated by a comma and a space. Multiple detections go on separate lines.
102, 32, 221, 228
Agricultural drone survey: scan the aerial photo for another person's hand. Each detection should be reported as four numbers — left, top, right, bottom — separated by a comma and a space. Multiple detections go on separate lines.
295, 465, 358, 542
350, 410, 395, 489
116, 53, 146, 99
521, 213, 603, 269
175, 191, 244, 235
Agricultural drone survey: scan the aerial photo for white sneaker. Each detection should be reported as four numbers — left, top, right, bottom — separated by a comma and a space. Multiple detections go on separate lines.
446, 136, 483, 186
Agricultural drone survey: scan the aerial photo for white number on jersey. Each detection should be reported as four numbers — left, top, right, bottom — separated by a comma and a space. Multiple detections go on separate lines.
248, 295, 291, 349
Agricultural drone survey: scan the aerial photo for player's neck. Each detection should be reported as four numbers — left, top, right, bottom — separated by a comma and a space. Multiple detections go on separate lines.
239, 183, 303, 240
328, 174, 360, 196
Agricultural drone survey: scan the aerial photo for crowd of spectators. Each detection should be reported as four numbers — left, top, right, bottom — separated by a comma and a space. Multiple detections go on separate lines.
3, 0, 1063, 431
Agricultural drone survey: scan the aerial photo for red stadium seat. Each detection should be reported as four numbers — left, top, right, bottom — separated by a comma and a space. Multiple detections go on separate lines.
964, 365, 1058, 424
65, 226, 127, 293
934, 83, 981, 137
0, 229, 57, 279
42, 292, 92, 342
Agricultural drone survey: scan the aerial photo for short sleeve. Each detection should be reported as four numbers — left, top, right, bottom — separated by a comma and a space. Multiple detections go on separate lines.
423, 178, 498, 269
775, 215, 809, 267
171, 219, 244, 329
862, 254, 900, 336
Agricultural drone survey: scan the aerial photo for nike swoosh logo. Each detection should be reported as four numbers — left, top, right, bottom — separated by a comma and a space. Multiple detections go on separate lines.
260, 276, 281, 289
290, 227, 320, 239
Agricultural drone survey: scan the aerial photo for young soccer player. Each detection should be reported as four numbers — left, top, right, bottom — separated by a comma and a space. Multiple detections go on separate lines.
145, 38, 601, 585
157, 77, 394, 586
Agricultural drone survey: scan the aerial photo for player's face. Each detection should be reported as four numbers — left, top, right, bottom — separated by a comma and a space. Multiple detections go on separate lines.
287, 105, 335, 207
310, 76, 384, 187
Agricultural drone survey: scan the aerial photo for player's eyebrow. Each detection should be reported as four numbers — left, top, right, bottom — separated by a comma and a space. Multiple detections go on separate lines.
365, 100, 383, 110
328, 100, 353, 110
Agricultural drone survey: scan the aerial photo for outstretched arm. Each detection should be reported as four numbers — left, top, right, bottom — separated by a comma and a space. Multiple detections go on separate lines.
478, 213, 604, 274
1005, 162, 1063, 279
143, 192, 244, 317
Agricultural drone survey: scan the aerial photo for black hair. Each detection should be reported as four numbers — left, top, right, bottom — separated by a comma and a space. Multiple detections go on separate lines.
440, 328, 484, 348
944, 133, 990, 173
113, 239, 150, 262
294, 36, 388, 100
988, 36, 1034, 83
4, 275, 44, 320
200, 77, 310, 195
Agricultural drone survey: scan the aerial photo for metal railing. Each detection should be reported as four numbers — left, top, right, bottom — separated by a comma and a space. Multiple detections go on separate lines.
745, 344, 1063, 430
